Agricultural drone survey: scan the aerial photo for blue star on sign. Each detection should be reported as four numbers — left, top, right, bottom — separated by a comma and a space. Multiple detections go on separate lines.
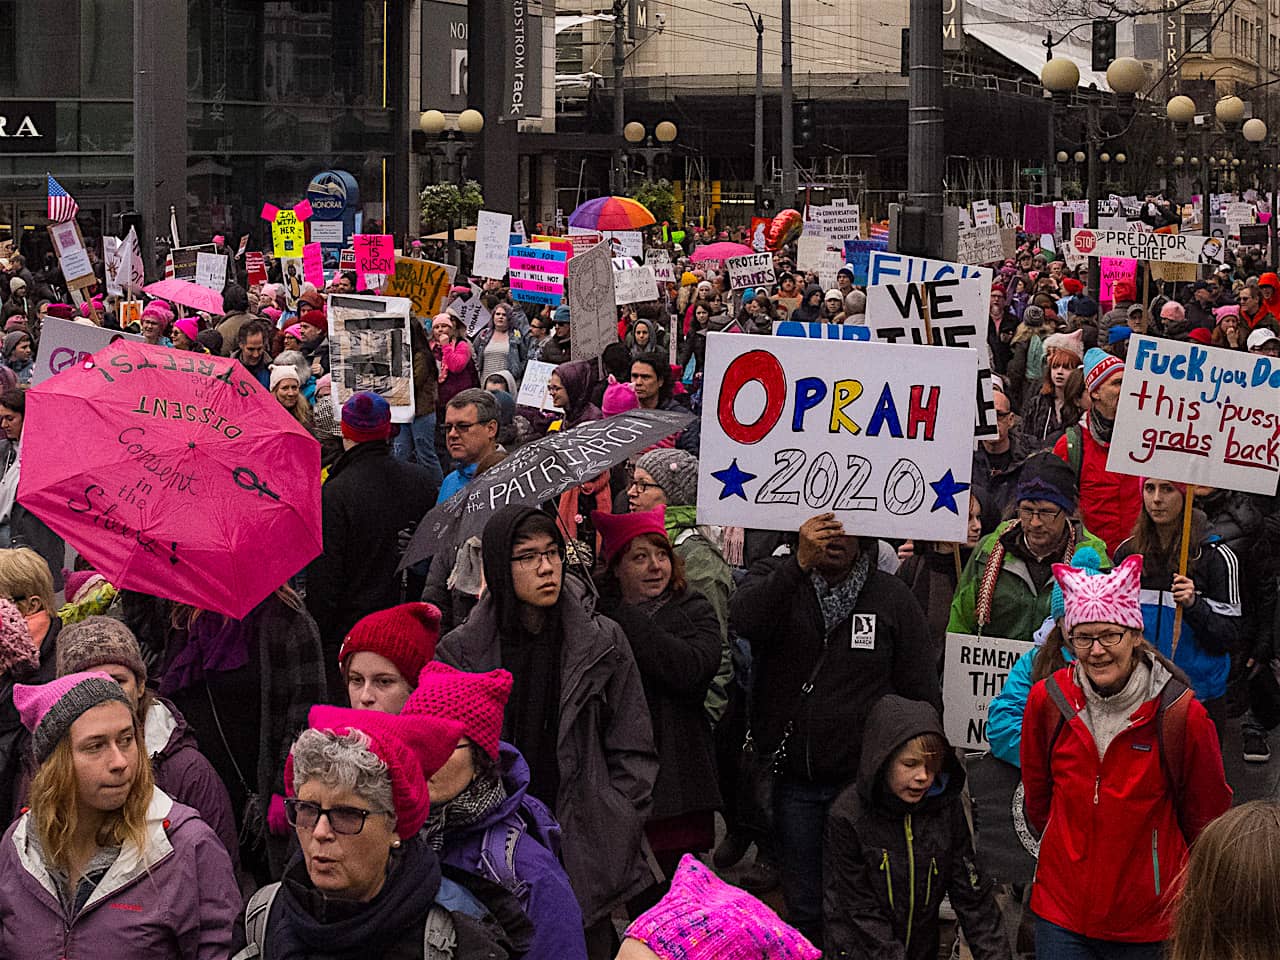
929, 469, 970, 515
712, 459, 756, 501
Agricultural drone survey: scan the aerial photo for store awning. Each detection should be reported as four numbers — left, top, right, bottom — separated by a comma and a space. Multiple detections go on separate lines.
965, 9, 1111, 90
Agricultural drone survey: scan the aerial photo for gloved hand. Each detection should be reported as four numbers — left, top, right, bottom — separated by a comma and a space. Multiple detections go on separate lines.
268, 794, 290, 837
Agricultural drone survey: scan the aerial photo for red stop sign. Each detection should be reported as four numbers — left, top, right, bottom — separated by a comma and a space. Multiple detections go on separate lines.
1073, 230, 1097, 254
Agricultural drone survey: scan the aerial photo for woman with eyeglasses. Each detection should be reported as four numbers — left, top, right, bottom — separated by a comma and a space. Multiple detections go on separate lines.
237, 706, 522, 960
1020, 555, 1231, 960
1113, 479, 1240, 746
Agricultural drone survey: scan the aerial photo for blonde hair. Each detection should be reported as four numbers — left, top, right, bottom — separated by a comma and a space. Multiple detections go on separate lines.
0, 547, 55, 614
29, 708, 154, 876
1169, 801, 1280, 960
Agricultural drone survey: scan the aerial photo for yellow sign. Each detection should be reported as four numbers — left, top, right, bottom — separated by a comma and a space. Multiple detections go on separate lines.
272, 210, 306, 258
385, 258, 454, 318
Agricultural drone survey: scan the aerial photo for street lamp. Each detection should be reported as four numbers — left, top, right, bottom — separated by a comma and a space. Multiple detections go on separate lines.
1216, 96, 1246, 125
419, 108, 486, 269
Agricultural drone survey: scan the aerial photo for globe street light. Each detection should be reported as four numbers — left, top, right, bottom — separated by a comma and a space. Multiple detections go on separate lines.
1040, 58, 1079, 93
1166, 96, 1196, 125
1216, 95, 1246, 126
1105, 57, 1146, 96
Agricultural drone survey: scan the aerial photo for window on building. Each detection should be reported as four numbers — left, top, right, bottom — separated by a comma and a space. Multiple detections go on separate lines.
1186, 13, 1213, 53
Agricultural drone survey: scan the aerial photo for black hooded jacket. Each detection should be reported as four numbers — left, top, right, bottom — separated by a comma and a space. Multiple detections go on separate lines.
823, 696, 1008, 960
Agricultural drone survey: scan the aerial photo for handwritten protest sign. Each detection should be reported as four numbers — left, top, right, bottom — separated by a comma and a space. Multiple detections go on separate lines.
326, 294, 415, 424
808, 200, 861, 242
515, 360, 564, 413
646, 249, 675, 283
868, 253, 992, 330
270, 209, 307, 258
1107, 335, 1280, 495
943, 633, 1033, 750
614, 264, 659, 305
696, 333, 977, 540
725, 252, 774, 290
602, 230, 643, 258
30, 318, 142, 386
474, 210, 513, 278
865, 278, 997, 439
509, 245, 567, 306
1070, 228, 1226, 265
353, 234, 394, 291
1022, 204, 1057, 235
1099, 257, 1137, 304
956, 224, 1005, 265
302, 243, 325, 289
385, 258, 455, 318
999, 201, 1015, 227
195, 252, 228, 291
567, 241, 615, 361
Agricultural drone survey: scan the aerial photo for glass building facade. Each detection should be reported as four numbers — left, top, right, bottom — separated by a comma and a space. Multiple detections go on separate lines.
0, 0, 406, 267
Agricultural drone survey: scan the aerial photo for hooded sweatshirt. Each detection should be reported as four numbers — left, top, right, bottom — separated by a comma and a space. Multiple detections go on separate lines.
791, 284, 825, 322
824, 696, 1007, 960
1258, 272, 1280, 327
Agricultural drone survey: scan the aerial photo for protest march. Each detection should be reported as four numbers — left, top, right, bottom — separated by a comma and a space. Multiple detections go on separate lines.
4, 175, 1280, 960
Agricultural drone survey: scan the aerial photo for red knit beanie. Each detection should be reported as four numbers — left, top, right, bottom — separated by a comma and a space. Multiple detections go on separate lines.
403, 661, 513, 759
338, 602, 442, 684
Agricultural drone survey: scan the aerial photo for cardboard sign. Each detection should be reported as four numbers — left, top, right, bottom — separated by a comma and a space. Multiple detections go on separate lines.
474, 210, 514, 279
458, 300, 492, 338
270, 209, 306, 258
1069, 228, 1226, 265
864, 278, 997, 439
194, 252, 228, 291
508, 245, 567, 306
956, 224, 1005, 265
1106, 335, 1280, 495
169, 244, 216, 282
696, 333, 978, 539
385, 258, 455, 318
614, 264, 659, 305
646, 249, 675, 283
245, 252, 268, 286
943, 633, 1034, 750
326, 294, 416, 423
353, 234, 394, 290
48, 221, 94, 286
566, 232, 602, 256
31, 318, 142, 386
280, 258, 304, 310
302, 242, 326, 289
567, 240, 615, 361
1239, 224, 1270, 248
515, 359, 564, 412
725, 252, 774, 290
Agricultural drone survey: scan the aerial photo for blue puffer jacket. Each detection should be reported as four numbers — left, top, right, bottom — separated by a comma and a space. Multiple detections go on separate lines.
1114, 533, 1240, 703
437, 743, 587, 960
986, 630, 1075, 767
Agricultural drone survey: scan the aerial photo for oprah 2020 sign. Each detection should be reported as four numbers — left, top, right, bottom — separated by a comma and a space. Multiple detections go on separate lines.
696, 333, 978, 541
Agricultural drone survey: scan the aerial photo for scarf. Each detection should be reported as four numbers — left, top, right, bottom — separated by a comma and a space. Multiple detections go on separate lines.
810, 551, 871, 634
974, 520, 1077, 630
633, 586, 674, 620
270, 838, 441, 960
421, 772, 507, 851
159, 606, 261, 695
1088, 410, 1115, 446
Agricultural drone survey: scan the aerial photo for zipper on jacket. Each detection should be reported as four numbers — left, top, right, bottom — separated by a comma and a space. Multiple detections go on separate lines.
880, 849, 894, 909
925, 857, 938, 908
1093, 775, 1100, 804
904, 814, 916, 951
1151, 829, 1161, 896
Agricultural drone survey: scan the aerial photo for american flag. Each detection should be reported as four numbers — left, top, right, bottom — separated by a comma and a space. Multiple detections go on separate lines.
47, 174, 79, 223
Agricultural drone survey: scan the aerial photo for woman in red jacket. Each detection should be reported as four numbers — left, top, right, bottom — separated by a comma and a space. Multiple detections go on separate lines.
1020, 553, 1231, 960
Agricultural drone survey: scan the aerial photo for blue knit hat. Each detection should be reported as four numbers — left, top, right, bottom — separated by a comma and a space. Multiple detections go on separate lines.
1051, 545, 1104, 621
553, 304, 571, 325
341, 391, 392, 443
1083, 346, 1124, 393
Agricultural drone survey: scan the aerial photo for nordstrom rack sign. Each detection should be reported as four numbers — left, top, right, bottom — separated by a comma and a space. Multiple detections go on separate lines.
0, 102, 56, 153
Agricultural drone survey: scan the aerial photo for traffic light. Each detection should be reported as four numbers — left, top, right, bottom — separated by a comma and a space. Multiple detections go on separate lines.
795, 100, 815, 151
1092, 19, 1116, 71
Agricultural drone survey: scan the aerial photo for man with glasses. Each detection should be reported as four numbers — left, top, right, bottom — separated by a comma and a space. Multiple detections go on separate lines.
950, 452, 1110, 643
438, 504, 657, 955
307, 392, 441, 698
972, 386, 1022, 527
437, 388, 503, 505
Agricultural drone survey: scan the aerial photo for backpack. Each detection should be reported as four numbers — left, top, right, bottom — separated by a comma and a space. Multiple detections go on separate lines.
1043, 670, 1191, 839
234, 875, 488, 960
477, 793, 563, 901
1064, 424, 1084, 479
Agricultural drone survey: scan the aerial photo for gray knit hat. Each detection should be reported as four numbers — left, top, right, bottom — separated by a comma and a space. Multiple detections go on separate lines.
13, 672, 132, 762
56, 616, 148, 687
636, 448, 699, 506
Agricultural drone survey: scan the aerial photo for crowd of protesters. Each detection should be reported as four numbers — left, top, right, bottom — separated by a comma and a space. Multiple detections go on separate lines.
0, 202, 1277, 960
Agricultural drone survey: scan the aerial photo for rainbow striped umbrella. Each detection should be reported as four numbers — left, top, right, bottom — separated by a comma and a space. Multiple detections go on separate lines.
567, 196, 656, 231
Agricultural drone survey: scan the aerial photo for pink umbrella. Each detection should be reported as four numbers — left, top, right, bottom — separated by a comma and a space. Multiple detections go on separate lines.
18, 341, 321, 619
143, 278, 225, 315
689, 241, 755, 263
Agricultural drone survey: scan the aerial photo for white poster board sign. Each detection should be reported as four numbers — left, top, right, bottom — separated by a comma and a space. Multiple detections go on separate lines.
809, 200, 861, 242
956, 224, 1005, 265
575, 228, 644, 258
943, 632, 1034, 750
326, 294, 416, 424
867, 253, 993, 336
998, 201, 1015, 227
567, 240, 616, 362
613, 264, 659, 305
1106, 335, 1280, 495
31, 318, 143, 386
695, 333, 977, 540
645, 249, 675, 283
474, 210, 514, 279
48, 220, 94, 285
1069, 228, 1226, 265
194, 252, 228, 291
864, 278, 997, 438
971, 200, 995, 228
515, 359, 564, 412
725, 252, 775, 290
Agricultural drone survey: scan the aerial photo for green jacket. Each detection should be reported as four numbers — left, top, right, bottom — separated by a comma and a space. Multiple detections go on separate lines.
666, 505, 735, 724
947, 519, 1110, 643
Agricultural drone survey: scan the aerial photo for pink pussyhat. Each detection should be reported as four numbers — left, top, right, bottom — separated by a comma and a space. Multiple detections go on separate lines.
624, 854, 820, 959
13, 670, 131, 762
591, 504, 667, 567
601, 377, 639, 417
1053, 553, 1145, 635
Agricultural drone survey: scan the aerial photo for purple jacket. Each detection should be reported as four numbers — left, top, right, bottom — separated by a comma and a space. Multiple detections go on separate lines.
440, 744, 586, 960
0, 789, 241, 959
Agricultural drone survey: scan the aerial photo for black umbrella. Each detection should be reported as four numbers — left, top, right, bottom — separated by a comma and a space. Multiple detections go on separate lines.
399, 408, 693, 569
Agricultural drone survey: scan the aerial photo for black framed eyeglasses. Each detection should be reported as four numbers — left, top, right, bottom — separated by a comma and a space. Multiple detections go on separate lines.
284, 798, 390, 835
1067, 630, 1128, 652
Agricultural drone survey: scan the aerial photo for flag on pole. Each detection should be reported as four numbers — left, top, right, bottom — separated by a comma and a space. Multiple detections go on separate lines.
47, 175, 79, 223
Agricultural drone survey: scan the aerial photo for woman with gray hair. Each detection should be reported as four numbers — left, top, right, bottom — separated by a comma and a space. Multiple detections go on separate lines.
236, 706, 526, 960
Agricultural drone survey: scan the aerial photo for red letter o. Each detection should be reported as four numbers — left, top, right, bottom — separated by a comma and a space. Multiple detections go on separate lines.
717, 349, 786, 445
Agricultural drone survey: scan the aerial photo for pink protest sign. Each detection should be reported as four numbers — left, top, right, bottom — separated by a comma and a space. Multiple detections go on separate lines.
353, 234, 394, 289
509, 255, 568, 276
1022, 204, 1057, 235
1099, 257, 1137, 306
303, 243, 325, 288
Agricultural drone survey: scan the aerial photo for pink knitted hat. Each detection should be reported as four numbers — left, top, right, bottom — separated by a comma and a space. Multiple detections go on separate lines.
0, 598, 38, 677
13, 670, 132, 762
591, 504, 667, 567
602, 378, 639, 417
294, 706, 464, 839
173, 316, 199, 343
625, 855, 820, 959
1053, 553, 1145, 635
403, 662, 513, 760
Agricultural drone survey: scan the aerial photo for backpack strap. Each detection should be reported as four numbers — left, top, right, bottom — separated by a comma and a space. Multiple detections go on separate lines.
236, 882, 281, 960
479, 821, 531, 901
1066, 425, 1084, 479
1042, 673, 1077, 796
423, 904, 458, 960
1155, 677, 1192, 840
